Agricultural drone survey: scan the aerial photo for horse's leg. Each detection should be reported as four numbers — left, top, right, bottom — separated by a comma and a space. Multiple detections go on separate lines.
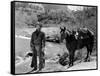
90, 42, 94, 56
69, 53, 72, 67
88, 45, 93, 62
69, 51, 73, 67
84, 46, 90, 62
71, 50, 75, 66
87, 43, 93, 62
80, 49, 83, 62
69, 50, 74, 67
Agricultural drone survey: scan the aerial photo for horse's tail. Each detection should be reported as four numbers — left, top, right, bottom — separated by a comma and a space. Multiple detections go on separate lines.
89, 30, 95, 55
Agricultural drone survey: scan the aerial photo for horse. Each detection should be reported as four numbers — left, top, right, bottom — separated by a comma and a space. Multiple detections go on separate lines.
60, 27, 94, 67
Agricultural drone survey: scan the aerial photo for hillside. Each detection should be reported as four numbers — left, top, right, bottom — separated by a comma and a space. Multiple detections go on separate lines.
15, 2, 97, 35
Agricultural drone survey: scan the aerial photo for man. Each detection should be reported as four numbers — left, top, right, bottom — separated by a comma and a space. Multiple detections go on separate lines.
30, 22, 45, 72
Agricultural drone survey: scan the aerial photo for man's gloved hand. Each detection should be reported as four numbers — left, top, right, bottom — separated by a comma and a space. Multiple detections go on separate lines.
25, 52, 33, 57
42, 47, 45, 52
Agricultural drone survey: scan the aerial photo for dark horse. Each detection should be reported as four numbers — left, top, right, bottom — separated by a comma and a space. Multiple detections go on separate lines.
60, 27, 94, 67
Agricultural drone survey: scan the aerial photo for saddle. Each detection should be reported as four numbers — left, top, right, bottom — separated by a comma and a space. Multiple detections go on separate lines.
78, 29, 90, 39
80, 28, 88, 33
75, 28, 91, 40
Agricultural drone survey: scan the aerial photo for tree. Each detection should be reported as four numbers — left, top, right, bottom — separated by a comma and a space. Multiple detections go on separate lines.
15, 2, 45, 27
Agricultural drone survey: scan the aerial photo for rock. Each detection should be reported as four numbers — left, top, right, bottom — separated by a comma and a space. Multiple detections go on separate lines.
58, 52, 69, 66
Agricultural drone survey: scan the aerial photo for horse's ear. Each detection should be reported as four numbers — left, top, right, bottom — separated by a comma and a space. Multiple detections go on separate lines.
66, 29, 71, 34
64, 27, 66, 30
60, 27, 62, 30
66, 29, 70, 35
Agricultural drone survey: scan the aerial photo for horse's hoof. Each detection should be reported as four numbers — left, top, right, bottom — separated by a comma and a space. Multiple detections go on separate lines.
84, 58, 90, 62
84, 58, 88, 62
67, 65, 72, 69
67, 64, 73, 69
87, 59, 90, 62
84, 59, 87, 62
67, 66, 71, 69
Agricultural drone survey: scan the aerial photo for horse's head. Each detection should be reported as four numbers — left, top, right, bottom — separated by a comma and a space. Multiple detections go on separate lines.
60, 27, 66, 42
60, 27, 71, 43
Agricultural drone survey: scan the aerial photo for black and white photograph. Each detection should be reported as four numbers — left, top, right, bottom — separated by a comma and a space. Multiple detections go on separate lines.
11, 1, 97, 75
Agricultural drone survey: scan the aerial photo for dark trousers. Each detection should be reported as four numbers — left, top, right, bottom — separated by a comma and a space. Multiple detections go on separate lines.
31, 45, 45, 70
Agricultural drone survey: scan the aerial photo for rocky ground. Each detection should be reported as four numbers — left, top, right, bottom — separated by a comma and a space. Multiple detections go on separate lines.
15, 36, 97, 74
15, 27, 97, 74
15, 54, 96, 74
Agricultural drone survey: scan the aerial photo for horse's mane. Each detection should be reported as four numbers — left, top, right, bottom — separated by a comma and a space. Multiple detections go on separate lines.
60, 28, 77, 43
65, 30, 76, 43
